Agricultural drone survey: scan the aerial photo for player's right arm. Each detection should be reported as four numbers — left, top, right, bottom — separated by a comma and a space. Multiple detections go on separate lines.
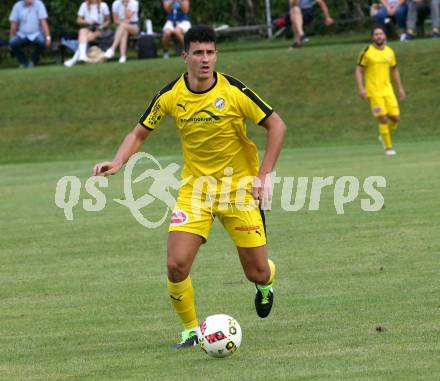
93, 124, 151, 176
355, 65, 367, 99
356, 46, 369, 99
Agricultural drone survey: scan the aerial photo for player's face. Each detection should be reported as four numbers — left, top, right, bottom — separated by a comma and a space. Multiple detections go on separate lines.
372, 29, 386, 46
183, 42, 217, 81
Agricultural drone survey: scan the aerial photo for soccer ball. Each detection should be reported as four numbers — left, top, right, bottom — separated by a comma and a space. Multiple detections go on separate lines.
199, 314, 242, 358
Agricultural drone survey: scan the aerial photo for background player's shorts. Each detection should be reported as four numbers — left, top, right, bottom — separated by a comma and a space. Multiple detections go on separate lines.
163, 20, 192, 33
168, 189, 267, 248
369, 94, 400, 117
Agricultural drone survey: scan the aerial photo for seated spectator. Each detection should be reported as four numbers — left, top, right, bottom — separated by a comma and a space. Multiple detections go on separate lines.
64, 0, 111, 67
9, 0, 51, 68
372, 1, 408, 40
161, 0, 191, 59
405, 0, 439, 39
104, 0, 139, 63
289, 0, 334, 48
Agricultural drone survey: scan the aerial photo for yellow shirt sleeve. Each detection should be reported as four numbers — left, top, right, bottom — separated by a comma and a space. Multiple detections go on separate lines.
390, 48, 397, 67
357, 47, 369, 67
235, 86, 273, 125
139, 91, 172, 130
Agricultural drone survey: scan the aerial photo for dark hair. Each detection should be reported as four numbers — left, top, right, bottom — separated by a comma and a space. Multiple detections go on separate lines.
371, 25, 386, 36
184, 26, 216, 51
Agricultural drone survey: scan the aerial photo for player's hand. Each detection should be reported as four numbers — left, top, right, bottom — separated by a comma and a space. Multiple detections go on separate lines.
252, 173, 273, 211
93, 161, 122, 177
399, 88, 406, 101
358, 89, 367, 99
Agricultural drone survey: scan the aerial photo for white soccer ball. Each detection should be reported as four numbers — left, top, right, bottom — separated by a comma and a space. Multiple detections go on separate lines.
199, 314, 242, 358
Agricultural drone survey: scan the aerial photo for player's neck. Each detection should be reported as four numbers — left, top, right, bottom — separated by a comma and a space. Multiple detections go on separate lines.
373, 43, 386, 50
186, 73, 216, 93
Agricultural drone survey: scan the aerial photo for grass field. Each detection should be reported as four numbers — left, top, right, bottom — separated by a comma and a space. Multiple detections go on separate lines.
1, 141, 440, 380
1, 36, 440, 380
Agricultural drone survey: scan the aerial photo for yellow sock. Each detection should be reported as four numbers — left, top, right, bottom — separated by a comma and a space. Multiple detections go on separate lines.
267, 259, 276, 285
167, 276, 198, 330
379, 123, 392, 148
388, 119, 398, 133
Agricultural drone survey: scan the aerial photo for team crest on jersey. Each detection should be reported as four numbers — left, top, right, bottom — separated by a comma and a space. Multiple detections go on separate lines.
170, 209, 189, 226
214, 97, 225, 110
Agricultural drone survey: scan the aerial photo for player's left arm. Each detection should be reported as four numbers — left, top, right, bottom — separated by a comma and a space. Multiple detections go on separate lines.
391, 66, 406, 101
254, 112, 286, 208
259, 112, 286, 179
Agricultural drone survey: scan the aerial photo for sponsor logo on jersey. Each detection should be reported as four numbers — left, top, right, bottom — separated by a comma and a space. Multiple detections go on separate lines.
148, 101, 162, 126
180, 109, 221, 124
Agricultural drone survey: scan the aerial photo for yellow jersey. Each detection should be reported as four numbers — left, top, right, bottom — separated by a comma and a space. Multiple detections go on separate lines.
357, 44, 397, 97
139, 72, 273, 193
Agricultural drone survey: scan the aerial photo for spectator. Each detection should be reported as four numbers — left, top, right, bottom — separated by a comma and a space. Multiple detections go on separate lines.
64, 0, 111, 67
104, 0, 140, 63
372, 1, 408, 40
161, 0, 191, 59
289, 0, 334, 48
9, 0, 51, 68
405, 0, 440, 39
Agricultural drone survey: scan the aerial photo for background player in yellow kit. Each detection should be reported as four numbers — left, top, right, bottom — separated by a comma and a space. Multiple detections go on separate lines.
355, 26, 406, 156
93, 26, 286, 349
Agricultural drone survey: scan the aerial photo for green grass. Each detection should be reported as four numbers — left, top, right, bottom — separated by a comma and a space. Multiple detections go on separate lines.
1, 37, 440, 163
1, 141, 440, 381
1, 35, 440, 380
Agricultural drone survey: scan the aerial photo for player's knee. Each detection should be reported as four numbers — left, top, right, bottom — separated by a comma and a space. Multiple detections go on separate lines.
244, 267, 270, 285
390, 115, 400, 123
378, 115, 388, 124
167, 258, 189, 282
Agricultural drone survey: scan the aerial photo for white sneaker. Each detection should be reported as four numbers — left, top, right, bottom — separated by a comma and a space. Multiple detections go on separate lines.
64, 58, 77, 67
163, 52, 170, 60
385, 148, 396, 156
118, 55, 127, 64
400, 33, 407, 42
104, 48, 115, 59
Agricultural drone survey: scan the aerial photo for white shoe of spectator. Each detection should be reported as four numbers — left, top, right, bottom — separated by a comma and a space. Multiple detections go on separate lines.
119, 56, 127, 64
104, 48, 115, 59
163, 51, 170, 60
64, 58, 77, 67
400, 33, 407, 42
78, 54, 89, 63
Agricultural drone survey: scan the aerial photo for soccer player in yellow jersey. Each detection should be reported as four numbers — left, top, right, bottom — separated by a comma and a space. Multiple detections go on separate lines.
355, 26, 406, 156
93, 26, 286, 348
